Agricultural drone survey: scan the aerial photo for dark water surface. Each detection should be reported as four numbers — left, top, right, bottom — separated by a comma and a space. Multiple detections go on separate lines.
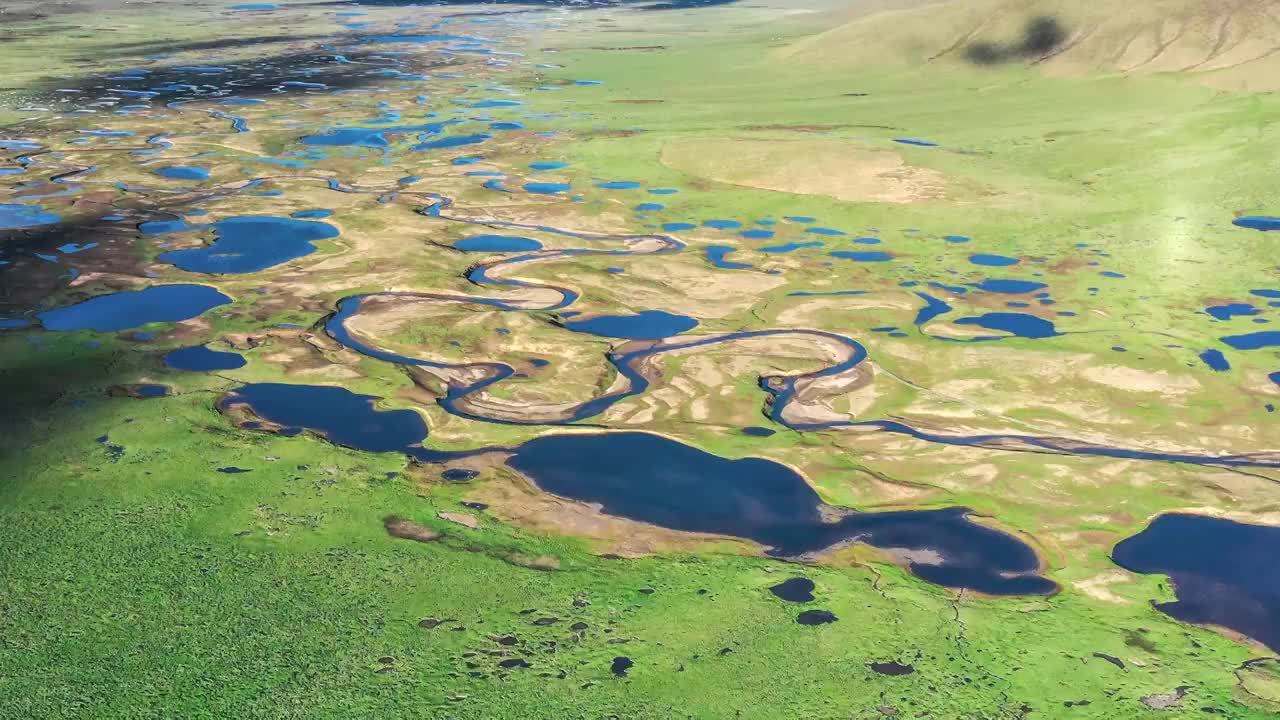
1112, 513, 1280, 652
506, 432, 1054, 594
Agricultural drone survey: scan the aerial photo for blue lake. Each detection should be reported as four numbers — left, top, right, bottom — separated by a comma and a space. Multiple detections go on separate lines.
144, 216, 339, 274
524, 182, 571, 194
760, 241, 823, 254
222, 383, 428, 452
1233, 216, 1280, 231
291, 209, 333, 219
414, 133, 492, 151
830, 251, 892, 262
1198, 349, 1230, 371
563, 310, 698, 339
1205, 303, 1260, 321
165, 344, 247, 371
0, 203, 60, 229
1221, 331, 1280, 350
969, 254, 1019, 267
953, 312, 1061, 339
970, 279, 1048, 294
455, 235, 543, 252
706, 245, 750, 269
155, 166, 210, 181
38, 284, 232, 332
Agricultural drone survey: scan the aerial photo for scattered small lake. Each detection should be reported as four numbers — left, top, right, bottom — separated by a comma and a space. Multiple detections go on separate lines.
1112, 513, 1280, 652
38, 284, 232, 332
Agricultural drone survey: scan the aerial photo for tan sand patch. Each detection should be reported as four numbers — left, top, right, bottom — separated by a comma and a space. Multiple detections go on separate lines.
661, 137, 953, 204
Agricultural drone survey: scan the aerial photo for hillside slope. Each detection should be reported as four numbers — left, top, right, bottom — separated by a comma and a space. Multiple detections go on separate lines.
777, 0, 1280, 89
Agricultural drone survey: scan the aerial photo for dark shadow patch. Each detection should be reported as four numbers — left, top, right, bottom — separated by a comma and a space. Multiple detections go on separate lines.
964, 16, 1067, 65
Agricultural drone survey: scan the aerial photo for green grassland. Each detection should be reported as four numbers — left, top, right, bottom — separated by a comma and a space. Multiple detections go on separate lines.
2, 0, 1279, 717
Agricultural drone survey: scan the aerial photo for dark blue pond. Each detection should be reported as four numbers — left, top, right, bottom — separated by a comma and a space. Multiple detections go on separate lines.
1198, 349, 1230, 371
455, 235, 543, 252
144, 216, 339, 274
0, 203, 60, 229
38, 284, 232, 332
969, 254, 1019, 267
806, 227, 846, 236
563, 310, 698, 339
506, 432, 1054, 593
1112, 513, 1280, 651
1221, 331, 1280, 350
830, 251, 892, 262
953, 312, 1061, 339
529, 161, 568, 171
740, 229, 774, 239
469, 99, 524, 109
597, 181, 641, 190
662, 222, 696, 232
1233, 216, 1280, 232
155, 166, 209, 181
704, 220, 742, 230
894, 138, 938, 147
222, 383, 428, 452
164, 344, 247, 371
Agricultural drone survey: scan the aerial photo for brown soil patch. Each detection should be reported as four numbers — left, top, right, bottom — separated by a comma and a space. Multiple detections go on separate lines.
383, 515, 443, 543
